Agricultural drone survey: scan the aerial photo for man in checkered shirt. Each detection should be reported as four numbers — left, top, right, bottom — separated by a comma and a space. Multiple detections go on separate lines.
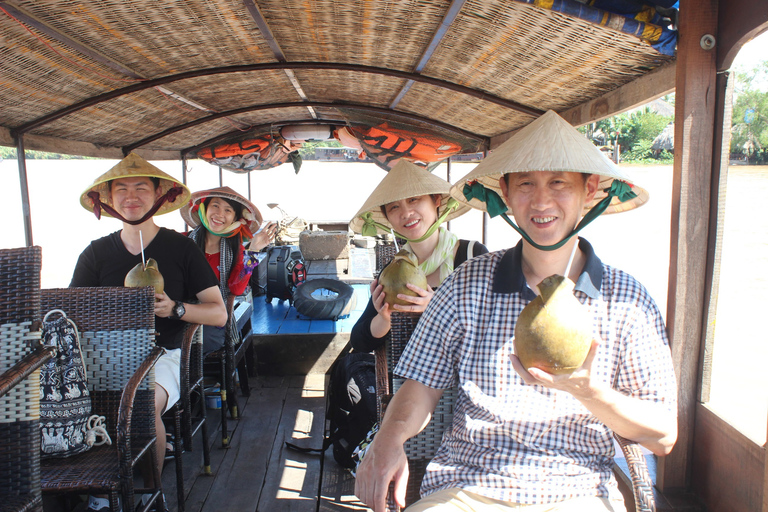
354, 111, 677, 512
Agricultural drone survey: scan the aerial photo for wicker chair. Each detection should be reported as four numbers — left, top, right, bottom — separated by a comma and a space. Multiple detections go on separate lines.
0, 246, 54, 512
39, 287, 165, 512
163, 323, 211, 512
203, 294, 253, 448
377, 312, 657, 512
374, 242, 399, 277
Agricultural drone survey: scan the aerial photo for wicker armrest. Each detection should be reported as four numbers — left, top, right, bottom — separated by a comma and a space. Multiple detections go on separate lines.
115, 346, 165, 463
0, 346, 54, 398
614, 434, 656, 512
179, 323, 201, 405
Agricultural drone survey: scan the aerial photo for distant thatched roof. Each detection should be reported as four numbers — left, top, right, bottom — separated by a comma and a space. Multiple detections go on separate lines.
652, 122, 675, 150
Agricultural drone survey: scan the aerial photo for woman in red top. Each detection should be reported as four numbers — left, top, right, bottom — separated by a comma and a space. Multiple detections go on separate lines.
181, 187, 277, 354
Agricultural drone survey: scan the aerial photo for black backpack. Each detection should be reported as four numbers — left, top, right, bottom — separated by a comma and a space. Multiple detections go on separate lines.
326, 352, 378, 468
285, 351, 377, 469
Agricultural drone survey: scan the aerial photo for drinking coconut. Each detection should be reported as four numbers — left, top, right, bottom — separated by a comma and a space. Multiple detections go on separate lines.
378, 249, 428, 308
125, 258, 165, 295
514, 274, 592, 375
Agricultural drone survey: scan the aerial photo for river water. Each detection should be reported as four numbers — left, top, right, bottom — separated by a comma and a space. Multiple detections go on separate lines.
1, 159, 766, 442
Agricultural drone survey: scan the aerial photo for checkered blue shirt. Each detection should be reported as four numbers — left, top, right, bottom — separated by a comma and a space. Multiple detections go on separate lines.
394, 238, 677, 505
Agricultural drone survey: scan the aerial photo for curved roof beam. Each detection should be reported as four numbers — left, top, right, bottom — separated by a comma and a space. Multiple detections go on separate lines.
13, 62, 544, 135
123, 101, 488, 154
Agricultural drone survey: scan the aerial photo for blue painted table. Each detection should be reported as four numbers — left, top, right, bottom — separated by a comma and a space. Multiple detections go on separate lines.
251, 284, 371, 335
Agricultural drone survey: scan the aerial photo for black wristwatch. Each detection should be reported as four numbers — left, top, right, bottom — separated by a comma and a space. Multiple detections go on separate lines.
170, 300, 186, 320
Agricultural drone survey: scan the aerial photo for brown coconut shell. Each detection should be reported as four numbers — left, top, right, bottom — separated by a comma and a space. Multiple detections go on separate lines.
378, 250, 428, 307
125, 258, 165, 295
514, 274, 592, 375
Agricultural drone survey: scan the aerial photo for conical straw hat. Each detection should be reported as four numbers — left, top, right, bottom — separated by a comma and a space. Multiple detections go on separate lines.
349, 160, 470, 234
80, 153, 191, 218
180, 186, 263, 233
450, 110, 648, 215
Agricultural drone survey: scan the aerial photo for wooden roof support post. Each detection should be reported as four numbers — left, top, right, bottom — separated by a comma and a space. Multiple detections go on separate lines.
660, 0, 718, 495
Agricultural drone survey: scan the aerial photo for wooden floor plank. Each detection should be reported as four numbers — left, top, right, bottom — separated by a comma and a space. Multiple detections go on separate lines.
257, 374, 327, 512
159, 371, 375, 512
318, 450, 370, 512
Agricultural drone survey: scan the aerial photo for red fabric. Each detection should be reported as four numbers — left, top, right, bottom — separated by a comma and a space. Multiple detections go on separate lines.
204, 246, 251, 296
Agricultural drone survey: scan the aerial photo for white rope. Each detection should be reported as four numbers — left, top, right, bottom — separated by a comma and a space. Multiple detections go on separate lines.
85, 415, 112, 447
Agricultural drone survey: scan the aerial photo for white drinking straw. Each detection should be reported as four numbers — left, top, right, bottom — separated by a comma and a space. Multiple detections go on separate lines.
563, 237, 579, 279
139, 230, 146, 269
391, 228, 399, 251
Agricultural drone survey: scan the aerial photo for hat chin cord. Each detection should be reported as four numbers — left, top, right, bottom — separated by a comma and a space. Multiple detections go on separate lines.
196, 203, 253, 240
88, 186, 184, 225
360, 197, 460, 243
462, 180, 636, 251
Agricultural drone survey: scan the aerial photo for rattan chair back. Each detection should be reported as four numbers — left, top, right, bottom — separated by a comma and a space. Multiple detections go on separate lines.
375, 312, 458, 510
374, 243, 398, 276
39, 287, 163, 512
0, 246, 50, 512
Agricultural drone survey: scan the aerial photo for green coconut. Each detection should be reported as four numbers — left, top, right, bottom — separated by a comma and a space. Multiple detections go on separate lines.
378, 249, 428, 308
125, 258, 165, 295
514, 274, 592, 375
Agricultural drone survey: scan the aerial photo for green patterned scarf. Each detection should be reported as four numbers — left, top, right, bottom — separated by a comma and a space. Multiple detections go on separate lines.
404, 227, 458, 284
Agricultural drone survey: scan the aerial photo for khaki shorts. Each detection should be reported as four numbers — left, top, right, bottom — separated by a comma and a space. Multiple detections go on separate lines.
155, 348, 181, 413
405, 488, 626, 512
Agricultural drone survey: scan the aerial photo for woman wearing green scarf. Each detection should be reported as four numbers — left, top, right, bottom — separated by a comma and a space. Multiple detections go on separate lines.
348, 160, 488, 354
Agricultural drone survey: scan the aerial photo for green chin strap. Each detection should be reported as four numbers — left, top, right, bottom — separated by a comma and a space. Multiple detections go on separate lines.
360, 197, 460, 243
462, 180, 637, 251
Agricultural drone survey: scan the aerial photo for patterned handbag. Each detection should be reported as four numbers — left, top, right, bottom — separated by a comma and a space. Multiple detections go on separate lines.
39, 309, 110, 458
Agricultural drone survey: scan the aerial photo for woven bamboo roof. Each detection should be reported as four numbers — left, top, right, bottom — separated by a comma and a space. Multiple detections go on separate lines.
0, 0, 676, 159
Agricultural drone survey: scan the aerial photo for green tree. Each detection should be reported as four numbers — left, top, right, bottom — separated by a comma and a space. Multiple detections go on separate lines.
731, 62, 768, 163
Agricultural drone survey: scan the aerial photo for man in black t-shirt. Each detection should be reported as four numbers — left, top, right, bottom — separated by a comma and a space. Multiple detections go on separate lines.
72, 154, 227, 511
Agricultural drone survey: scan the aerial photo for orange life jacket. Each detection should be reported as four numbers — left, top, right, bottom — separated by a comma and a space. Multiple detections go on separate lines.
197, 135, 294, 172
347, 123, 463, 169
197, 136, 273, 160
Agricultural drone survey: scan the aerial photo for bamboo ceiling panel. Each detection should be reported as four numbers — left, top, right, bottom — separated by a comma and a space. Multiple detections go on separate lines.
0, 0, 677, 156
419, 1, 672, 110
259, 0, 451, 70
0, 11, 137, 127
161, 71, 302, 112
289, 69, 405, 107
11, 0, 276, 76
395, 83, 535, 138
30, 89, 212, 147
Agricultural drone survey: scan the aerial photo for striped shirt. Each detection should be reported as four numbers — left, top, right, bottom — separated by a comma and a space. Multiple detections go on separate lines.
394, 238, 677, 505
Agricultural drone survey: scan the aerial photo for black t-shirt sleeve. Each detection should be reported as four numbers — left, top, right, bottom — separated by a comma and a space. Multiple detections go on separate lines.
70, 243, 101, 287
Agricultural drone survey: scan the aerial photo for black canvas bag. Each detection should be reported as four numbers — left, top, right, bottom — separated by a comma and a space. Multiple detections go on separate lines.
285, 351, 377, 470
40, 309, 110, 458
326, 352, 378, 469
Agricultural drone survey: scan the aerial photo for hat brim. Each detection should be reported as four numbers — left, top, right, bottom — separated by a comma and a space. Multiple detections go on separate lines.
180, 186, 263, 233
79, 154, 191, 218
449, 110, 649, 216
349, 160, 470, 234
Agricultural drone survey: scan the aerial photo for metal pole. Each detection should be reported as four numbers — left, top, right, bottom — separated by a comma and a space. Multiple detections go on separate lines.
247, 171, 252, 201
446, 157, 452, 231
481, 150, 488, 246
15, 134, 33, 246
181, 155, 189, 231
218, 166, 223, 186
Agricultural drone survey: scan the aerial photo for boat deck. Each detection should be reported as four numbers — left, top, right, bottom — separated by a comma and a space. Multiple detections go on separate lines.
158, 246, 374, 512
163, 373, 366, 512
